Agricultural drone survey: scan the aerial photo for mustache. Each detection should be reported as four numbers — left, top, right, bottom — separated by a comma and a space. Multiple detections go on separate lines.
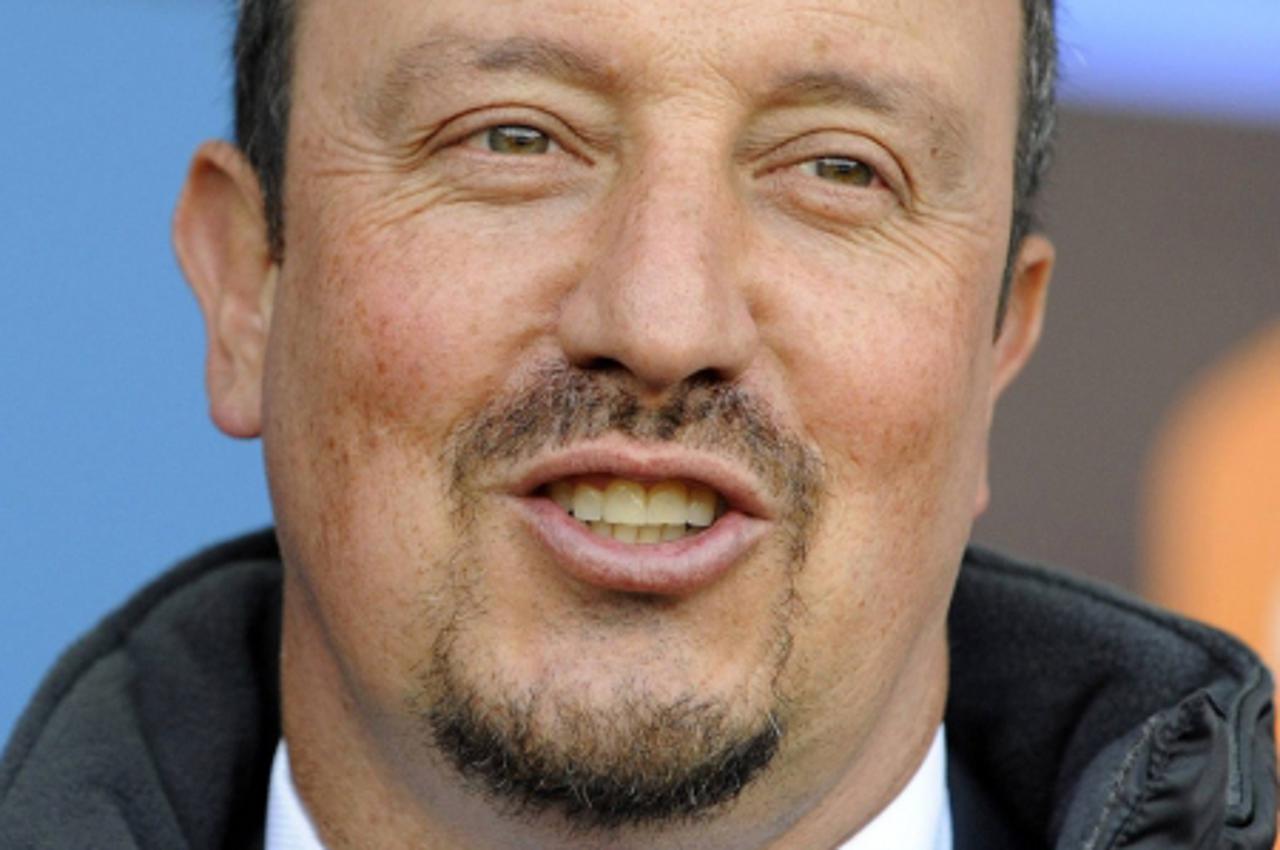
446, 361, 823, 526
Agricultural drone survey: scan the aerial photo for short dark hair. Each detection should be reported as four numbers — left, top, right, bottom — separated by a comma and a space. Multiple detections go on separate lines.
234, 0, 1057, 313
1005, 0, 1058, 322
233, 0, 295, 261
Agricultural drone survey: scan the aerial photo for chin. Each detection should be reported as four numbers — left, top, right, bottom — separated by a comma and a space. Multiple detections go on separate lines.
402, 584, 793, 831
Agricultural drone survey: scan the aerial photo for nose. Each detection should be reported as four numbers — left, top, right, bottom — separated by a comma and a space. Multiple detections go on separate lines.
557, 154, 760, 393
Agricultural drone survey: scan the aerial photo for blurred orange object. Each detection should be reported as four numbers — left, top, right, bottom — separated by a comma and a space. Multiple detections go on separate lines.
1144, 320, 1280, 724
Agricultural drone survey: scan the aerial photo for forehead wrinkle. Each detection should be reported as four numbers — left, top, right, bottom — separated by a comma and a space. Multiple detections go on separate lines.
360, 33, 622, 136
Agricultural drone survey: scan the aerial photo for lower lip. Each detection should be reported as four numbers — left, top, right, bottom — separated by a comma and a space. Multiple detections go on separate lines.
511, 497, 770, 595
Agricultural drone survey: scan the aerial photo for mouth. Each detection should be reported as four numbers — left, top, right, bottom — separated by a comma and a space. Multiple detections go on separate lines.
506, 447, 774, 595
540, 476, 728, 544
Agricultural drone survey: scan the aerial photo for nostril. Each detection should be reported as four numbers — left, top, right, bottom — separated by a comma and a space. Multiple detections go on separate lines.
684, 368, 723, 389
577, 360, 734, 397
581, 356, 627, 374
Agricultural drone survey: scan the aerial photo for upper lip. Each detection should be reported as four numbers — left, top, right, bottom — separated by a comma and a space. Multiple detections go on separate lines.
504, 436, 777, 521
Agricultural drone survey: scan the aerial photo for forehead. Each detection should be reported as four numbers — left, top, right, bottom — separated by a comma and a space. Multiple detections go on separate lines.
292, 0, 1024, 129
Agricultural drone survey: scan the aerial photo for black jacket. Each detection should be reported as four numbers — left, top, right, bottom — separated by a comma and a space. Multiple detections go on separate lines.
1, 530, 1274, 848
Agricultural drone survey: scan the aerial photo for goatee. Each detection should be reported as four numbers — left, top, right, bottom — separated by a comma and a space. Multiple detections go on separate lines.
412, 362, 821, 829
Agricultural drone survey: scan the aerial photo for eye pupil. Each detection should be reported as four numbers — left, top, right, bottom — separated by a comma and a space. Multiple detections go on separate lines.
813, 157, 873, 187
487, 125, 551, 155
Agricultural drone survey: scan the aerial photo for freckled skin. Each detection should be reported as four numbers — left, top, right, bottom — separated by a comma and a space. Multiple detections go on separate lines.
177, 0, 1053, 847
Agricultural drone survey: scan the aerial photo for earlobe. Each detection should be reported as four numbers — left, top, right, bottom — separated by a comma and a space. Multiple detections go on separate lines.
173, 141, 277, 439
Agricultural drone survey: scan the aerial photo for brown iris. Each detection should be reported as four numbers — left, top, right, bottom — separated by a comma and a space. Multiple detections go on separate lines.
810, 156, 874, 187
486, 125, 552, 155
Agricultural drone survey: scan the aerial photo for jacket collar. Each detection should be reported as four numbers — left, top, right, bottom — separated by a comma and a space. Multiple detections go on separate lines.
3, 532, 1273, 849
947, 546, 1275, 848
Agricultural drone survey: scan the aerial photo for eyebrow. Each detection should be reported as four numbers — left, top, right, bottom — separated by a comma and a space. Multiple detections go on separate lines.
762, 69, 973, 161
473, 36, 618, 86
766, 70, 901, 114
362, 35, 619, 134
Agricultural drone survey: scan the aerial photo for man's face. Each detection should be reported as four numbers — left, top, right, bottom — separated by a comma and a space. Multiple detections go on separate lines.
190, 0, 1047, 841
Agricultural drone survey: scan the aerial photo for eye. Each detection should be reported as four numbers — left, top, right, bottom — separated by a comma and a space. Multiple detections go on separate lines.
802, 156, 877, 188
483, 124, 554, 155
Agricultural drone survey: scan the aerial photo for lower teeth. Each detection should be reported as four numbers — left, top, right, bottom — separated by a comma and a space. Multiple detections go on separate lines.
584, 519, 693, 544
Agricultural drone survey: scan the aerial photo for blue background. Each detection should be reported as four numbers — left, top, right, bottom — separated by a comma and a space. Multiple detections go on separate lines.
3, 2, 1279, 739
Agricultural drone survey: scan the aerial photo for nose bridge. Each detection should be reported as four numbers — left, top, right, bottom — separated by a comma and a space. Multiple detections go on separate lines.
617, 153, 723, 300
558, 131, 758, 391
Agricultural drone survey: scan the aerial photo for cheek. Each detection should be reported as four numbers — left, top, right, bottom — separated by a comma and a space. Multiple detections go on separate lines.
794, 302, 987, 607
263, 235, 464, 569
273, 186, 595, 451
260, 211, 556, 669
759, 235, 999, 674
299, 238, 508, 427
773, 255, 994, 496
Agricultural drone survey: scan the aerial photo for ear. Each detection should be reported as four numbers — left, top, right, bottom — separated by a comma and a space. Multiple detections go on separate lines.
991, 233, 1053, 400
173, 141, 278, 439
973, 232, 1054, 515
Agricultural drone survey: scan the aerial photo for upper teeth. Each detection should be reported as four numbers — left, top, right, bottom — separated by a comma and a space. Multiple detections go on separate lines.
548, 478, 723, 534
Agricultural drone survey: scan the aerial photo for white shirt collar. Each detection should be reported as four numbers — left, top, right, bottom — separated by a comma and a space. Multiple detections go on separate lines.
266, 727, 951, 850
265, 740, 326, 850
836, 725, 952, 850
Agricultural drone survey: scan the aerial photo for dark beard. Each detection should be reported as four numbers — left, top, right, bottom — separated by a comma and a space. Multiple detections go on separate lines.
425, 660, 786, 829
418, 361, 821, 829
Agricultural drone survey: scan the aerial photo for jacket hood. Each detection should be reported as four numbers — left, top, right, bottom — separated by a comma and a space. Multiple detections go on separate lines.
0, 532, 283, 850
949, 547, 1276, 849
